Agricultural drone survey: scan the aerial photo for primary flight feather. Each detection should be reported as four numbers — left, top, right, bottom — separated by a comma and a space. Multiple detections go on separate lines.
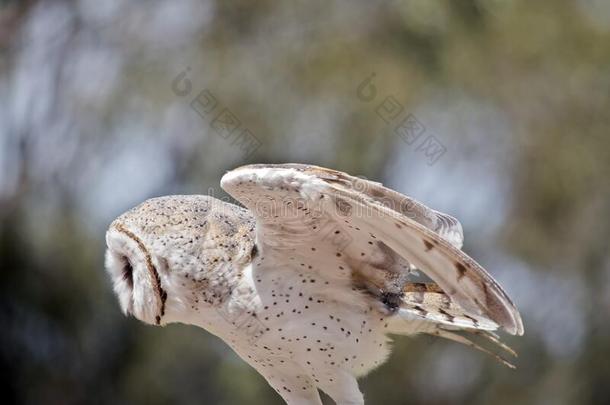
104, 163, 523, 405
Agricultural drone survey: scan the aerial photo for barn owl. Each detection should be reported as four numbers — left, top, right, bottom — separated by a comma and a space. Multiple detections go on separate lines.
105, 163, 523, 405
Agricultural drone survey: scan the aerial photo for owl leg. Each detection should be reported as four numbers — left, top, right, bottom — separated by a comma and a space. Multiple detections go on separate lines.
317, 370, 364, 405
254, 359, 323, 405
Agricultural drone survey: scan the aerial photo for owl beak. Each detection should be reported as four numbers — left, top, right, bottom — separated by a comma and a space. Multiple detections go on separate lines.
105, 222, 166, 326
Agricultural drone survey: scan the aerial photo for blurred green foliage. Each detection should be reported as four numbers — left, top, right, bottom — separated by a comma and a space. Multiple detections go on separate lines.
1, 0, 609, 404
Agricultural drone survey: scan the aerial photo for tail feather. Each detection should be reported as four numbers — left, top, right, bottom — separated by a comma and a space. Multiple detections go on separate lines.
392, 282, 518, 368
429, 326, 517, 369
471, 329, 518, 358
402, 282, 498, 330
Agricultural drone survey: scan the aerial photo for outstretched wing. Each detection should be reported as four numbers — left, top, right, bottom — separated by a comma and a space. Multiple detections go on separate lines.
221, 163, 523, 336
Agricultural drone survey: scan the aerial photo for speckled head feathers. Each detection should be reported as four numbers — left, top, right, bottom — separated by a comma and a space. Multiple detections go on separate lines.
105, 195, 256, 326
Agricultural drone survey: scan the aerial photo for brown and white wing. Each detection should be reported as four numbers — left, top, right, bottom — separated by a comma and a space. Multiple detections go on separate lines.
221, 163, 523, 336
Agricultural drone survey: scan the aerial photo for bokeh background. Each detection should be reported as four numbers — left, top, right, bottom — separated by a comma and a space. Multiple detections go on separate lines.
1, 0, 610, 404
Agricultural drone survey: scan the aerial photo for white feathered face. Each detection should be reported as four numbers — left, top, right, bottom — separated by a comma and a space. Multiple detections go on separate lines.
105, 221, 166, 326
104, 195, 255, 327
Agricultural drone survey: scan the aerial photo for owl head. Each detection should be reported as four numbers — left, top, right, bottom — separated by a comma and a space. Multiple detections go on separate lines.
104, 195, 255, 327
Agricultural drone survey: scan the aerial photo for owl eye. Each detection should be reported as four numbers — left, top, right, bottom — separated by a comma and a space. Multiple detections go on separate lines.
121, 256, 134, 289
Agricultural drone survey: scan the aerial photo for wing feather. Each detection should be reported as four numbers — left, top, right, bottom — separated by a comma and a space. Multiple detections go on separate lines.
221, 163, 523, 335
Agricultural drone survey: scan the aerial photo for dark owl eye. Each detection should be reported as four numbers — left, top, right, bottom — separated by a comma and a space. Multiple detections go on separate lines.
121, 256, 134, 289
